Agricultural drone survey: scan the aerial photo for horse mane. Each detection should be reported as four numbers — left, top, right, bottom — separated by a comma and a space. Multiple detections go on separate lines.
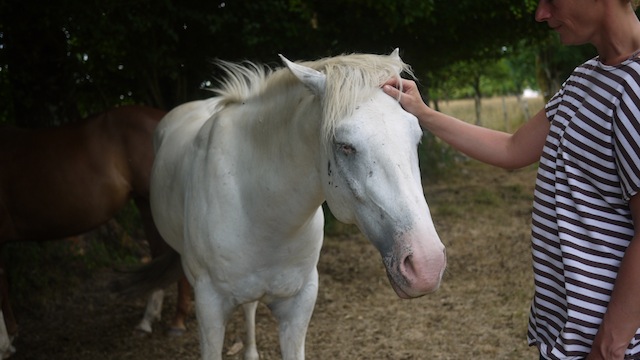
208, 53, 413, 143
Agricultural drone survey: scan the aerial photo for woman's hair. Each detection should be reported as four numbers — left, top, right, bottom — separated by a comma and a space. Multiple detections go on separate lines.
633, 0, 640, 10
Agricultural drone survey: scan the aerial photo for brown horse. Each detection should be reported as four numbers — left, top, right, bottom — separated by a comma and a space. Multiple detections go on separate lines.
0, 105, 191, 358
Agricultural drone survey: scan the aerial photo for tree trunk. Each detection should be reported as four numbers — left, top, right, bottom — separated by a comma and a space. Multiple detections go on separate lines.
473, 75, 482, 126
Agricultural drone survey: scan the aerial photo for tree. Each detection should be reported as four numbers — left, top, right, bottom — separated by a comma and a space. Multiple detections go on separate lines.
0, 0, 319, 125
1, 0, 82, 126
533, 34, 596, 101
0, 0, 555, 126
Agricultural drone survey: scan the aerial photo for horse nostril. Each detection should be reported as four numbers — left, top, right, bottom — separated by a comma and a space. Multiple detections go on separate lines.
398, 248, 446, 294
403, 254, 415, 274
401, 253, 420, 281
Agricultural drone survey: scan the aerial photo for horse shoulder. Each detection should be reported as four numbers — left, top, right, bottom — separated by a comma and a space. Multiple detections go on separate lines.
151, 100, 219, 252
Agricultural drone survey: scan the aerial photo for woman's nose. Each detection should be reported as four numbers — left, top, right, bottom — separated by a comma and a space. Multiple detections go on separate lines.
535, 0, 551, 22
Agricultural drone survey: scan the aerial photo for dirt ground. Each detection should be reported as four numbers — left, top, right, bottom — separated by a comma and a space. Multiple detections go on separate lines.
8, 160, 541, 360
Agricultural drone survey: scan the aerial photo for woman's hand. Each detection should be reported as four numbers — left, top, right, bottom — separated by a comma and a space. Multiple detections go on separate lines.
382, 78, 431, 120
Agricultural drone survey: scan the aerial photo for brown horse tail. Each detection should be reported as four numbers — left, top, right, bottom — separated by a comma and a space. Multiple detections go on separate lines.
111, 248, 184, 299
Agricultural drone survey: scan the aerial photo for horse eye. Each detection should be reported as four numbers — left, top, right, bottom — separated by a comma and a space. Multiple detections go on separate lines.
337, 143, 356, 155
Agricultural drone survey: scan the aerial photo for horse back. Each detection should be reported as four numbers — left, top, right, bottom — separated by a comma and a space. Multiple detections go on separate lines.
101, 105, 167, 195
0, 105, 166, 242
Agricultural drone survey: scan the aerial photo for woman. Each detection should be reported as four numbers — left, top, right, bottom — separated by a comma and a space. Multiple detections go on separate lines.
383, 1, 640, 359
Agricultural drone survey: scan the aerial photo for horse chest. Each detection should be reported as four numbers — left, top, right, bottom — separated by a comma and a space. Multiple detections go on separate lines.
236, 267, 312, 302
183, 228, 322, 300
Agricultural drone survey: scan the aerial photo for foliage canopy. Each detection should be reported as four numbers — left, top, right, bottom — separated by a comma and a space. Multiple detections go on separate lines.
0, 0, 554, 126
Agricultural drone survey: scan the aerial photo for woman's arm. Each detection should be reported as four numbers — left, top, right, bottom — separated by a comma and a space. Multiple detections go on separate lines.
383, 78, 549, 170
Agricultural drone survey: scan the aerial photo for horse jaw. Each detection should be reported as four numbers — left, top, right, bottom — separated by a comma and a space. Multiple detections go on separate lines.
353, 199, 446, 299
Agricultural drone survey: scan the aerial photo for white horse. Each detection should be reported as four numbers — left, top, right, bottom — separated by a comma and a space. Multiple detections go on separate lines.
146, 50, 446, 360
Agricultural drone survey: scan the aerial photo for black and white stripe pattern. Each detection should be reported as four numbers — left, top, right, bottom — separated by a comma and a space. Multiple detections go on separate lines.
528, 57, 640, 359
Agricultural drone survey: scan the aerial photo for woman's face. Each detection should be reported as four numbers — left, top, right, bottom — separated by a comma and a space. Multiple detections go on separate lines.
535, 0, 602, 45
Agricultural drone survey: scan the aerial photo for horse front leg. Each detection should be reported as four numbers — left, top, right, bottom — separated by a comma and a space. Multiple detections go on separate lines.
241, 301, 259, 360
193, 278, 233, 360
269, 269, 319, 360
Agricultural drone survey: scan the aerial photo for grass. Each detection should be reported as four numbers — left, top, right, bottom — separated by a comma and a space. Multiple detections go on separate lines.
8, 94, 547, 360
420, 160, 539, 360
4, 208, 148, 311
434, 95, 545, 132
420, 94, 545, 179
413, 95, 545, 359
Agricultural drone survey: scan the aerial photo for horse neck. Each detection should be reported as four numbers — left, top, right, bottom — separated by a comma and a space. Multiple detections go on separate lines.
234, 87, 327, 214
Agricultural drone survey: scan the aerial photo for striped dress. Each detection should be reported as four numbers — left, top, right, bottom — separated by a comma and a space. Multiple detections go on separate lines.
528, 56, 640, 359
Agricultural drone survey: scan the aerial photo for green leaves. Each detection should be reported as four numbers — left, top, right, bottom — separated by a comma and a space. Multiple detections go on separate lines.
0, 0, 555, 126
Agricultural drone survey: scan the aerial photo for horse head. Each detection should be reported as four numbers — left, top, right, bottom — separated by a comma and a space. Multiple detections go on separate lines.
281, 51, 447, 299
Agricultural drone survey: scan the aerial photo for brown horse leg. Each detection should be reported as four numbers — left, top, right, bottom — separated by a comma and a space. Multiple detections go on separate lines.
166, 276, 192, 337
134, 198, 192, 336
0, 262, 16, 357
0, 264, 17, 337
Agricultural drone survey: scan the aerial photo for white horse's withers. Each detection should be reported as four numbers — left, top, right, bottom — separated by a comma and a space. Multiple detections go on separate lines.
149, 50, 446, 360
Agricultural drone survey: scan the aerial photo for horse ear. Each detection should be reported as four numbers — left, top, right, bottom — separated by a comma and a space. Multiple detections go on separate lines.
389, 48, 406, 75
279, 54, 326, 96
